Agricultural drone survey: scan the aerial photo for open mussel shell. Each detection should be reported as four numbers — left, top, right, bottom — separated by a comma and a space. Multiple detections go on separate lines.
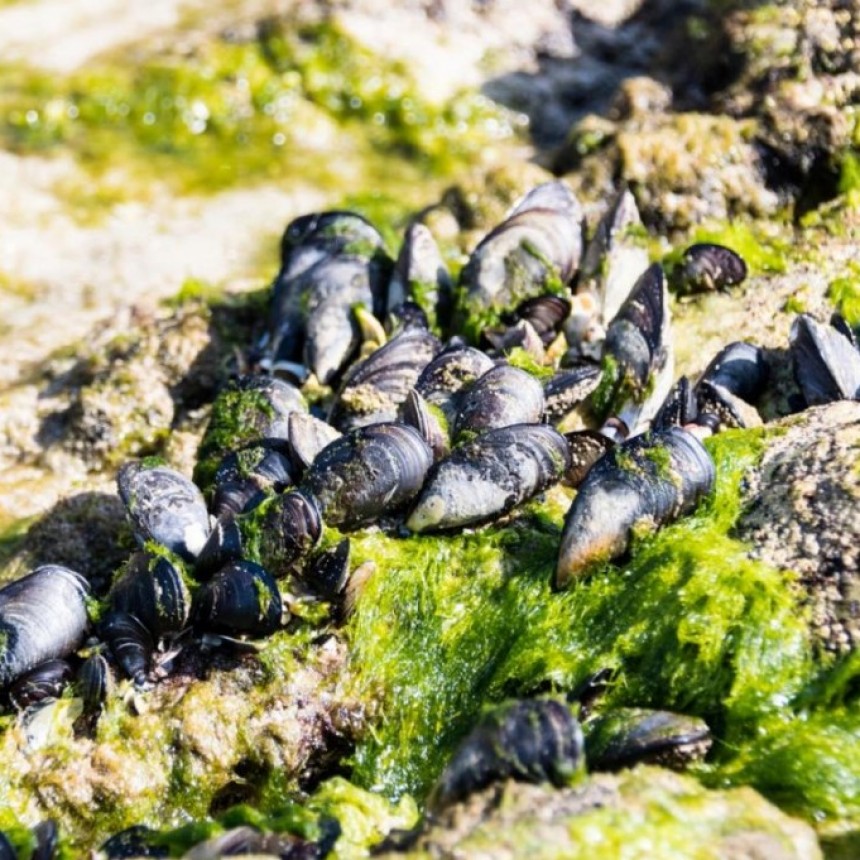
429, 699, 584, 811
7, 659, 73, 710
407, 424, 570, 533
585, 708, 712, 771
555, 427, 715, 588
790, 313, 860, 406
301, 423, 433, 531
118, 462, 210, 562
109, 551, 190, 641
0, 565, 90, 688
101, 611, 153, 686
673, 243, 747, 294
578, 187, 649, 327
191, 560, 283, 637
453, 364, 545, 437
328, 326, 441, 432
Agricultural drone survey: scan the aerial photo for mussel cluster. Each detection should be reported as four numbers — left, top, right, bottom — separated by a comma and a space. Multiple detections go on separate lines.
2, 180, 859, 855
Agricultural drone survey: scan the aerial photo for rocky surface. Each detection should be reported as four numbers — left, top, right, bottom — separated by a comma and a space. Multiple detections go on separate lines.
737, 401, 860, 655
379, 770, 822, 860
0, 0, 859, 857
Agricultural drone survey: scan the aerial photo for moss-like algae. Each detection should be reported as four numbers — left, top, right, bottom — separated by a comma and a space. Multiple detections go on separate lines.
344, 428, 814, 806
0, 18, 517, 200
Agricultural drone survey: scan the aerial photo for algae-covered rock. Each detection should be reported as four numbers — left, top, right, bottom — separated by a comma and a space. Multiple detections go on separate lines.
380, 769, 821, 859
736, 400, 860, 654
0, 633, 359, 851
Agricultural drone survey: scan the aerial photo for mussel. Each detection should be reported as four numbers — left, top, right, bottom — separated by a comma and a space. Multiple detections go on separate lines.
328, 326, 440, 431
672, 243, 747, 294
268, 211, 391, 383
0, 565, 90, 688
585, 707, 712, 771
194, 375, 307, 490
7, 659, 73, 710
555, 427, 715, 587
458, 181, 583, 332
118, 462, 211, 562
109, 551, 190, 641
387, 221, 453, 329
453, 363, 545, 437
695, 341, 768, 430
301, 423, 433, 530
429, 699, 584, 810
407, 424, 570, 533
191, 560, 283, 637
790, 313, 860, 406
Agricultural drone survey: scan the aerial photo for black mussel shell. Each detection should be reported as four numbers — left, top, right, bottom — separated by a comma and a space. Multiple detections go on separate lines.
8, 659, 73, 711
415, 343, 496, 420
544, 364, 602, 425
254, 490, 323, 575
101, 611, 153, 686
585, 707, 712, 771
429, 699, 584, 810
603, 262, 667, 395
0, 565, 90, 688
328, 326, 440, 432
562, 430, 614, 488
213, 444, 293, 495
194, 517, 245, 581
516, 294, 571, 342
453, 364, 545, 437
654, 376, 698, 430
698, 341, 768, 403
78, 653, 112, 715
674, 243, 747, 294
118, 462, 210, 562
556, 427, 715, 587
191, 561, 283, 637
303, 539, 351, 601
100, 826, 169, 858
0, 833, 15, 860
301, 423, 433, 530
109, 551, 190, 640
408, 424, 570, 533
400, 389, 449, 461
32, 820, 59, 860
183, 825, 322, 860
195, 376, 307, 490
790, 313, 860, 406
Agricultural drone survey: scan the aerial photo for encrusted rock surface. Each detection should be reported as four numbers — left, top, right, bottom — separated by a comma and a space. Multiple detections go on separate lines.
737, 401, 860, 654
378, 769, 821, 860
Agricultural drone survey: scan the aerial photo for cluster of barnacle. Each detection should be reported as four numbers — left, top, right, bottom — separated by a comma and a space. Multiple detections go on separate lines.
1, 181, 859, 856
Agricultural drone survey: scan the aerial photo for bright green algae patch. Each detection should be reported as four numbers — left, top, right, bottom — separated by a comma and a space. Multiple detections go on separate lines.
0, 18, 517, 196
345, 428, 814, 804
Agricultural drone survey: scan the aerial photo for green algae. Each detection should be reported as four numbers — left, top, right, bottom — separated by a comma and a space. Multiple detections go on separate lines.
344, 427, 813, 805
827, 263, 860, 329
0, 18, 516, 199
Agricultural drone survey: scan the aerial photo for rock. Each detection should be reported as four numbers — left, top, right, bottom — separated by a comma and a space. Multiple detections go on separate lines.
379, 768, 821, 859
736, 401, 860, 655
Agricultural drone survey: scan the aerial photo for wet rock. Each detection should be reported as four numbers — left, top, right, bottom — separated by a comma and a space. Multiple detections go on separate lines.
379, 768, 820, 859
736, 401, 860, 655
